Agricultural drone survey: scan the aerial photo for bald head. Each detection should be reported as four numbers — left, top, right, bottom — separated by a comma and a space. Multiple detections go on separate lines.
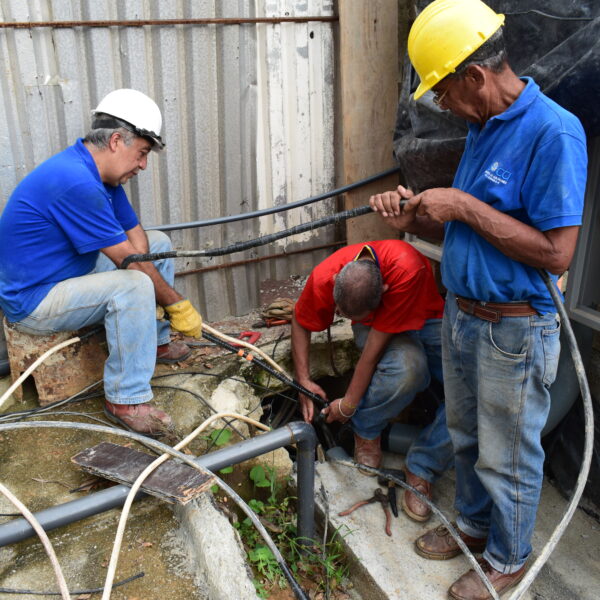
333, 260, 383, 320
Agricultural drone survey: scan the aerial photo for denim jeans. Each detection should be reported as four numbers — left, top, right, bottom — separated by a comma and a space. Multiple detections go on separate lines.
443, 292, 560, 573
14, 230, 174, 405
351, 319, 454, 482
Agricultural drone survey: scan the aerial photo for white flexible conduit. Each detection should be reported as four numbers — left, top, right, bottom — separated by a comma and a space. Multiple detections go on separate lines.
0, 482, 71, 599
102, 412, 270, 600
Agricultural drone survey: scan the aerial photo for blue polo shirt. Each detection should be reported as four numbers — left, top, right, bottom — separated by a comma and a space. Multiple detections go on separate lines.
442, 78, 587, 314
0, 139, 139, 321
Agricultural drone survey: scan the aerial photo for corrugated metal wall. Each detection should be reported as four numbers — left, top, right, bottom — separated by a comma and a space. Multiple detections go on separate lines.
0, 0, 336, 321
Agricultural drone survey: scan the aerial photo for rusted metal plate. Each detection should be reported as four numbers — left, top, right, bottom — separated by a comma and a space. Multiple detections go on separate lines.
3, 320, 107, 405
71, 442, 214, 505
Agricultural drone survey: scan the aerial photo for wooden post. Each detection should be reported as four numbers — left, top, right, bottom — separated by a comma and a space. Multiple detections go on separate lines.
338, 0, 401, 244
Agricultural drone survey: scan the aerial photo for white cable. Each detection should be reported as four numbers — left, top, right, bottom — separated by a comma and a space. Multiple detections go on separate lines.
0, 337, 80, 410
202, 323, 290, 377
0, 481, 71, 599
102, 412, 270, 600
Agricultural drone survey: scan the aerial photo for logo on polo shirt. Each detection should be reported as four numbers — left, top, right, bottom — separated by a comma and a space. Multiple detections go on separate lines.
485, 161, 512, 185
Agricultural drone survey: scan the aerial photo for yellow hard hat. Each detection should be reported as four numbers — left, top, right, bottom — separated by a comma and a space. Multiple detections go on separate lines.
408, 0, 505, 100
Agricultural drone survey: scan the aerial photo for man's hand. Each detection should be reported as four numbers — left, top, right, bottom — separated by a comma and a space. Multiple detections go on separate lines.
322, 397, 356, 424
414, 187, 462, 223
370, 186, 421, 230
298, 379, 328, 423
165, 299, 203, 338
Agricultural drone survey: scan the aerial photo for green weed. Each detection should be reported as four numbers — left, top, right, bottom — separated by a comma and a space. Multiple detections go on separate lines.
233, 464, 350, 597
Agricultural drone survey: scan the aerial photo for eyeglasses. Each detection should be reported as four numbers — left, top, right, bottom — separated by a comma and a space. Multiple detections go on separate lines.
432, 85, 449, 107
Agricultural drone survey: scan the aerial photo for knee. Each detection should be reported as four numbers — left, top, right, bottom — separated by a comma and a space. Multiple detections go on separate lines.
146, 230, 173, 253
117, 270, 154, 297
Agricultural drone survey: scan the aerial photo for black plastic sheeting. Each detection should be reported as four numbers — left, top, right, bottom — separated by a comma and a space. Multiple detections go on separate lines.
393, 1, 600, 513
544, 394, 600, 519
394, 0, 600, 192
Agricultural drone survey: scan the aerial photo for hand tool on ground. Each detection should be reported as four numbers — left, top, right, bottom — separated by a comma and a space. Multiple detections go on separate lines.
184, 331, 261, 348
338, 488, 393, 536
377, 468, 405, 518
252, 317, 290, 328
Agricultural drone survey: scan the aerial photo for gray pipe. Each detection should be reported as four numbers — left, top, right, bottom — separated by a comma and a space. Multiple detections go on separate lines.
0, 420, 317, 547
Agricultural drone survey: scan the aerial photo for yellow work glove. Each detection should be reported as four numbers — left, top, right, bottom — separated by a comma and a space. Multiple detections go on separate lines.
164, 299, 203, 338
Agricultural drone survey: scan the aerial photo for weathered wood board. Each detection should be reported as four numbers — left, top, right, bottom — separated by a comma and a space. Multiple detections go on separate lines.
72, 442, 214, 505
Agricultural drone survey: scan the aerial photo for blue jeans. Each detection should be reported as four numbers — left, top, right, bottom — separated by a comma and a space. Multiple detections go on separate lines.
351, 319, 454, 482
443, 292, 560, 573
14, 230, 174, 405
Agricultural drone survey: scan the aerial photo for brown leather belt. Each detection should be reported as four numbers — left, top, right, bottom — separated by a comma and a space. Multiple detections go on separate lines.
456, 296, 537, 323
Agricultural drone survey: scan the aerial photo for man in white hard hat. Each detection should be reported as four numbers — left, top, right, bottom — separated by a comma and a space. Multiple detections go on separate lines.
370, 1, 587, 598
0, 89, 203, 436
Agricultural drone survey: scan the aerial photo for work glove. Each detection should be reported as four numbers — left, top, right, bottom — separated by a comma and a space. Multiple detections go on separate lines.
164, 299, 203, 338
261, 297, 295, 322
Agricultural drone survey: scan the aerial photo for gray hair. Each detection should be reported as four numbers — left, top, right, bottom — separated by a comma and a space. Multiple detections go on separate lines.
83, 112, 138, 149
83, 126, 136, 149
333, 260, 383, 318
451, 27, 507, 78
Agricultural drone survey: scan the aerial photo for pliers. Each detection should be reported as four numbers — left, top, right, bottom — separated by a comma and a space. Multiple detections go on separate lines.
338, 488, 393, 536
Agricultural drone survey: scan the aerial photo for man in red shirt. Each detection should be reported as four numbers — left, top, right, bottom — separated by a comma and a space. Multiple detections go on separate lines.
292, 240, 453, 520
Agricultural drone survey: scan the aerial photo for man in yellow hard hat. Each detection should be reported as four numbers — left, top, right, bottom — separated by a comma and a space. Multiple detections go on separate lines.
0, 89, 203, 436
370, 1, 587, 598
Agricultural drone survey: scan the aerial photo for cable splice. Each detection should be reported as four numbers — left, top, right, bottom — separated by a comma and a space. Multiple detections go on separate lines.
121, 205, 373, 269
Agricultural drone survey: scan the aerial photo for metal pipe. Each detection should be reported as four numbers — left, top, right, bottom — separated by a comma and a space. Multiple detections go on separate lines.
174, 240, 344, 277
0, 17, 338, 30
148, 166, 400, 232
0, 421, 317, 547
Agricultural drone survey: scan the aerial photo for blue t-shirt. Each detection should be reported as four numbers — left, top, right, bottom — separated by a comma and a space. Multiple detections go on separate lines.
0, 139, 139, 321
442, 78, 587, 314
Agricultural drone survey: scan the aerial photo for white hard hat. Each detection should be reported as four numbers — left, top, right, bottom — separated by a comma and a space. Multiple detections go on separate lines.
92, 88, 164, 150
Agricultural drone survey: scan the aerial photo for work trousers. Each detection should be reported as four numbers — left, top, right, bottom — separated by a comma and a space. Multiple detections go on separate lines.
443, 292, 560, 573
351, 319, 454, 483
13, 230, 174, 405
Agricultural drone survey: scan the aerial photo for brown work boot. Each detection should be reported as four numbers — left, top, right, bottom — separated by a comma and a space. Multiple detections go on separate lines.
353, 433, 382, 476
449, 558, 526, 600
156, 341, 191, 364
402, 469, 433, 522
415, 523, 487, 560
104, 401, 173, 436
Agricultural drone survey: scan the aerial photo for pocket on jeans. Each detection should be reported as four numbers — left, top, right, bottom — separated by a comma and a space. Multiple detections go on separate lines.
488, 319, 528, 358
542, 319, 561, 387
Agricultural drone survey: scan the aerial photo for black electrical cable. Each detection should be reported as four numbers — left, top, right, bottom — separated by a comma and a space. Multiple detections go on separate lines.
198, 330, 339, 449
147, 167, 399, 232
201, 331, 326, 409
121, 205, 373, 268
0, 572, 144, 595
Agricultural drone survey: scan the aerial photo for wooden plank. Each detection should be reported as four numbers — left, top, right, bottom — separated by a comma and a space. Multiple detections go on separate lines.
338, 0, 400, 244
71, 442, 214, 505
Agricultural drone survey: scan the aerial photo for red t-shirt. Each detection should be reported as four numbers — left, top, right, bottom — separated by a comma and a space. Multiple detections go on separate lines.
294, 240, 444, 334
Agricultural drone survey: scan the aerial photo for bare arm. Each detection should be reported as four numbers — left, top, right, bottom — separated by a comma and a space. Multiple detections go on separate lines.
291, 313, 328, 423
416, 187, 579, 274
125, 224, 149, 253
101, 239, 183, 306
323, 327, 394, 424
371, 185, 579, 274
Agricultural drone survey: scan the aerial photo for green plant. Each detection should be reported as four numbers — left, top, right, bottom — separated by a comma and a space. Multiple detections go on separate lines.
234, 463, 350, 597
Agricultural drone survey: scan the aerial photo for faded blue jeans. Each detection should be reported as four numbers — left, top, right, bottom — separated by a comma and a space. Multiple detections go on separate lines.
13, 230, 174, 405
443, 292, 560, 573
351, 319, 454, 482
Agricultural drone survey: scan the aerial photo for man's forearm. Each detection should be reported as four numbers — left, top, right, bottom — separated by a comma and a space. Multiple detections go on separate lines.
291, 315, 313, 382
